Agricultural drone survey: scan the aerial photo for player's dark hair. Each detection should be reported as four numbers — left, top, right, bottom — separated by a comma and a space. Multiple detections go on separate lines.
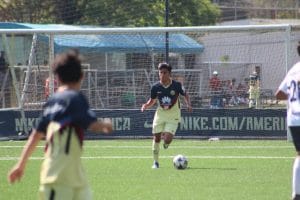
158, 63, 172, 72
52, 49, 82, 83
298, 41, 300, 56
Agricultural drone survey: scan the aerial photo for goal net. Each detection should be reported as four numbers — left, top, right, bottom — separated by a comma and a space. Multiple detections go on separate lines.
0, 24, 299, 139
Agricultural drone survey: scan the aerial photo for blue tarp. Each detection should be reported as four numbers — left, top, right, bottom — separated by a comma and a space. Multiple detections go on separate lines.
0, 22, 204, 53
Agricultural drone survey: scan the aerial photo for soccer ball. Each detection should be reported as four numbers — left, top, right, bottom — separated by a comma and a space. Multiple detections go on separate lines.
173, 154, 188, 170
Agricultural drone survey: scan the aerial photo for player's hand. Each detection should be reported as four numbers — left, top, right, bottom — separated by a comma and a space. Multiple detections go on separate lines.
102, 125, 113, 134
102, 118, 113, 134
141, 104, 147, 112
187, 105, 192, 112
8, 164, 24, 184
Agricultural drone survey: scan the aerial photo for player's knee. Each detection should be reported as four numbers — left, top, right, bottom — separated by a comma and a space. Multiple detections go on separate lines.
164, 133, 173, 144
153, 135, 161, 143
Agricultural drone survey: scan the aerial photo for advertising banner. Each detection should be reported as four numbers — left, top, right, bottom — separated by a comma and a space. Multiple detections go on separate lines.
0, 109, 286, 139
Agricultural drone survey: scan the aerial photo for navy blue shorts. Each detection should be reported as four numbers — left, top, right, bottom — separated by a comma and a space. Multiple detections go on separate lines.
289, 126, 300, 151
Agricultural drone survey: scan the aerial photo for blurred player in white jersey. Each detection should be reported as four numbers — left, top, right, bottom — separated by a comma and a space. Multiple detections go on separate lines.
276, 42, 300, 200
141, 63, 192, 169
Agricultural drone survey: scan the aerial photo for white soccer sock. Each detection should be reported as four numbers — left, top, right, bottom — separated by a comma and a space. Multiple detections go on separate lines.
293, 157, 300, 197
152, 140, 160, 162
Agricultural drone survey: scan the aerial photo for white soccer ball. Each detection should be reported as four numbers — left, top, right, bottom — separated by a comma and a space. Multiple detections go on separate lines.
173, 154, 188, 170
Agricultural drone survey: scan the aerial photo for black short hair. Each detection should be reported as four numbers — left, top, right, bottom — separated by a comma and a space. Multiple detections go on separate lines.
158, 63, 172, 72
52, 49, 82, 83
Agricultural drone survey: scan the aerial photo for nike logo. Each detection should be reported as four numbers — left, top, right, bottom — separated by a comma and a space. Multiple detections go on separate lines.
144, 121, 153, 128
0, 121, 6, 125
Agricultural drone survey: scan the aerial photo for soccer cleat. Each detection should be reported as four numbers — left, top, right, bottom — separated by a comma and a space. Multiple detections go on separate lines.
152, 161, 159, 169
163, 143, 169, 149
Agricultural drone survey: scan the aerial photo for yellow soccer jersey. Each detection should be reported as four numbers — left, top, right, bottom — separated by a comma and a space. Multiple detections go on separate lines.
151, 80, 185, 125
154, 100, 181, 123
40, 122, 88, 187
36, 90, 97, 187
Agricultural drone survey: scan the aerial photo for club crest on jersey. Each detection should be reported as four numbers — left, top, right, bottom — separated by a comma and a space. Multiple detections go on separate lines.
170, 90, 175, 95
162, 96, 171, 109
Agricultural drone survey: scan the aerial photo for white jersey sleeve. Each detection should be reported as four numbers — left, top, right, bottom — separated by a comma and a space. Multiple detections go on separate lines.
280, 62, 300, 126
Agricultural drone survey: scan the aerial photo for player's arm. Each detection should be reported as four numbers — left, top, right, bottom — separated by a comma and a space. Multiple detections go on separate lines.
88, 119, 113, 134
141, 98, 156, 112
8, 129, 44, 184
275, 77, 288, 100
275, 89, 287, 100
179, 82, 192, 112
183, 92, 192, 112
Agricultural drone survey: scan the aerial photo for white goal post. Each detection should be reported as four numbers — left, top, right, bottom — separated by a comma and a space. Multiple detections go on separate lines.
0, 24, 299, 138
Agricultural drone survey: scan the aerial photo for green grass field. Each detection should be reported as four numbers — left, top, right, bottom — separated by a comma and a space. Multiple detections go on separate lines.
0, 139, 295, 200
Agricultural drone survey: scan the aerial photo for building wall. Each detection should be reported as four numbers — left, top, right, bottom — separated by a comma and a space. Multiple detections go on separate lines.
198, 30, 300, 92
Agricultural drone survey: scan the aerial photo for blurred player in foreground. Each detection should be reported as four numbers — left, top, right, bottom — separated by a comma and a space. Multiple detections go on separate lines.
8, 50, 112, 200
141, 63, 192, 169
276, 42, 300, 200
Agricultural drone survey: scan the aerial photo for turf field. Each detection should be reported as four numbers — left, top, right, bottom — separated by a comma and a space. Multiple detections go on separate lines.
0, 139, 295, 200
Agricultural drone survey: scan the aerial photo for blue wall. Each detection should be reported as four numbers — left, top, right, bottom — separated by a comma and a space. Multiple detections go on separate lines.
0, 109, 286, 139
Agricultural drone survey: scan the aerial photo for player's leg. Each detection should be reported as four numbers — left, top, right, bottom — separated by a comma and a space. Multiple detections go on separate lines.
249, 87, 254, 108
249, 99, 254, 108
293, 153, 300, 200
255, 90, 260, 109
39, 184, 73, 200
162, 122, 178, 149
152, 115, 165, 168
152, 133, 161, 168
294, 154, 300, 198
74, 185, 92, 200
289, 127, 300, 200
210, 95, 217, 109
162, 132, 173, 149
294, 194, 300, 200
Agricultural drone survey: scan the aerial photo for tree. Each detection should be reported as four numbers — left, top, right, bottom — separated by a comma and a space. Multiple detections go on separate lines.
0, 0, 220, 26
0, 0, 56, 23
0, 0, 84, 24
81, 0, 220, 26
168, 0, 220, 26
53, 0, 83, 24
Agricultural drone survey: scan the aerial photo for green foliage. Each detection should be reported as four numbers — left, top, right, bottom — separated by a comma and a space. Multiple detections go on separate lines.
0, 0, 220, 26
0, 140, 293, 199
0, 0, 56, 23
168, 0, 220, 26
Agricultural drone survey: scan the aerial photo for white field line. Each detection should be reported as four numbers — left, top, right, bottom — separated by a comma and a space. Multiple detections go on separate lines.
0, 145, 294, 160
0, 155, 294, 161
0, 145, 294, 149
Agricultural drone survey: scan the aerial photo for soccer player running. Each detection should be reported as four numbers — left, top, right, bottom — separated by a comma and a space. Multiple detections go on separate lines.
276, 42, 300, 200
141, 63, 192, 169
7, 50, 113, 200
